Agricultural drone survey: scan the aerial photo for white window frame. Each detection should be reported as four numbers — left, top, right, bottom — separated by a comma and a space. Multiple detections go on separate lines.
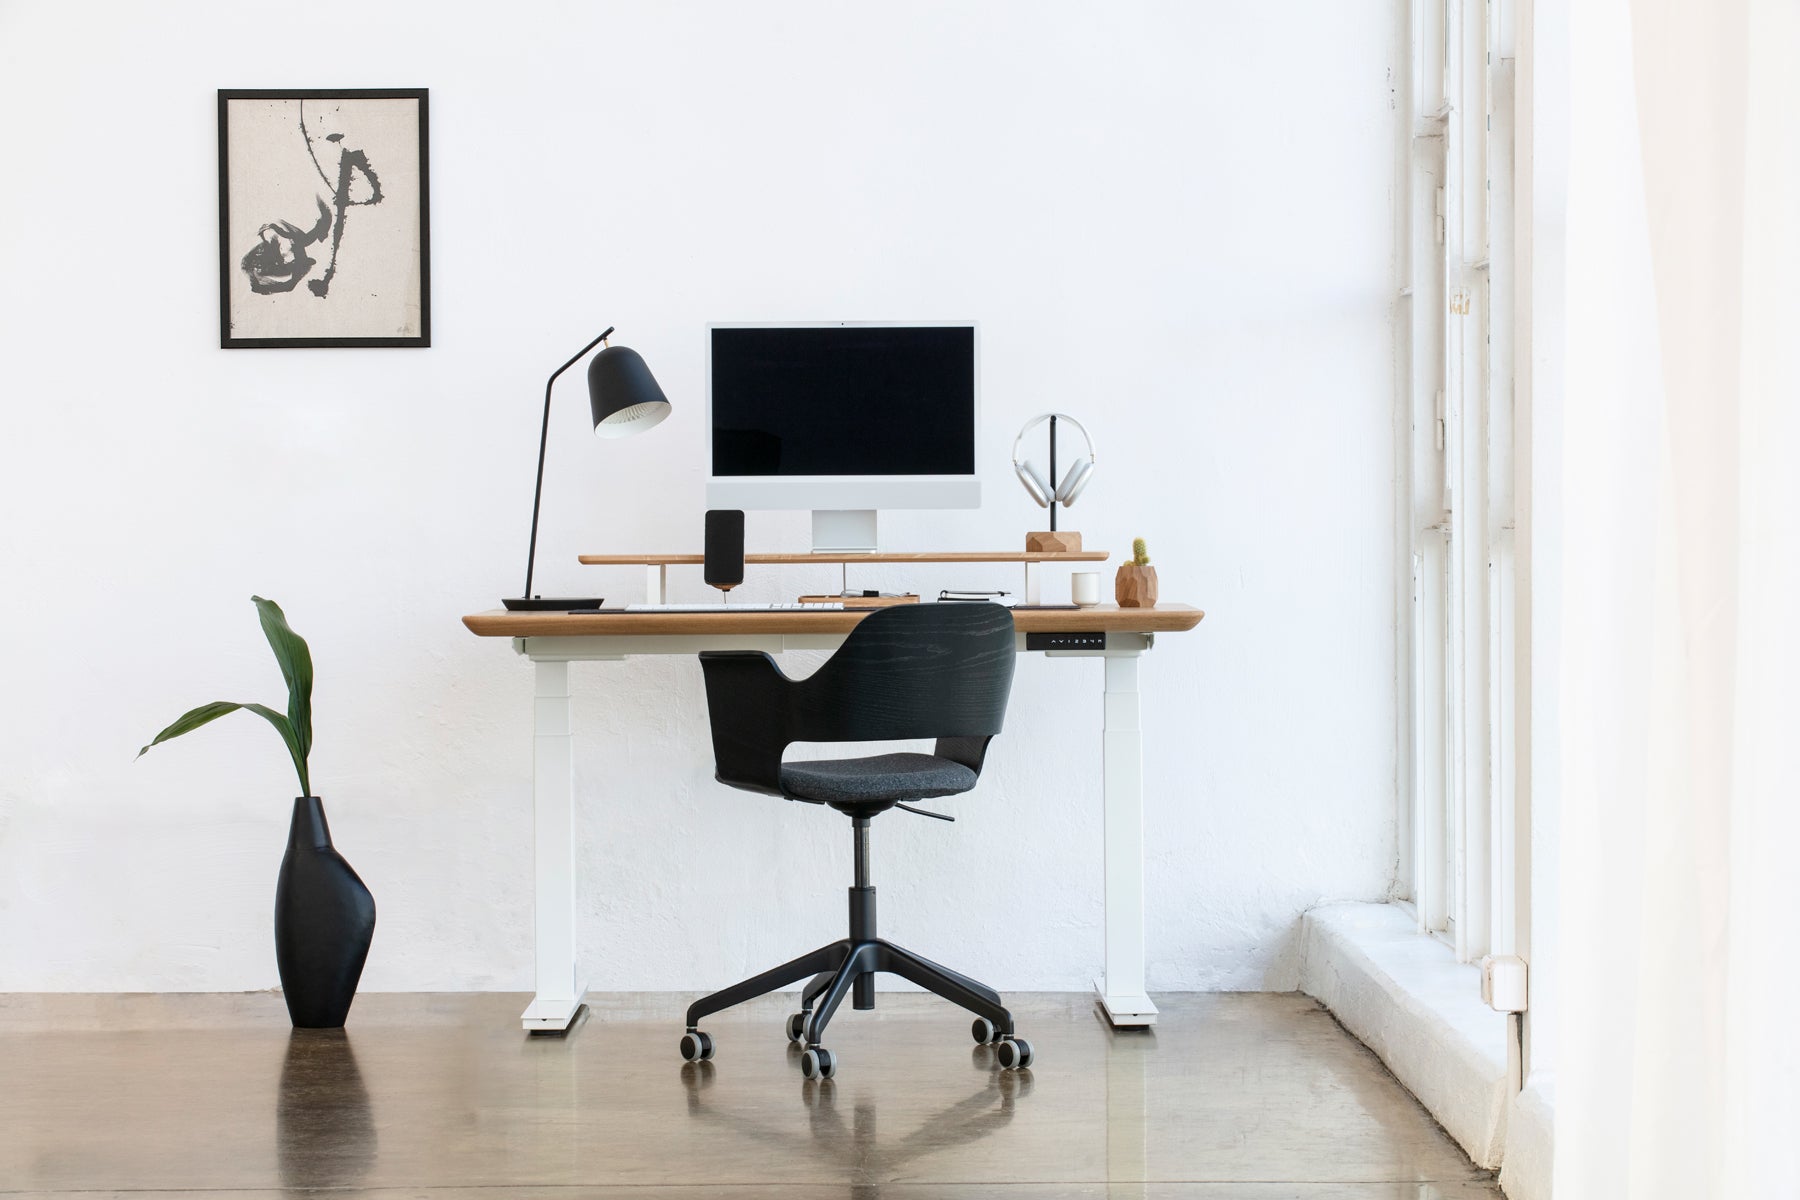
1396, 0, 1521, 976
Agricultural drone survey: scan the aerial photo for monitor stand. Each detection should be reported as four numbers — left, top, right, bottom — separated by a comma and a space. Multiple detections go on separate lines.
812, 509, 878, 553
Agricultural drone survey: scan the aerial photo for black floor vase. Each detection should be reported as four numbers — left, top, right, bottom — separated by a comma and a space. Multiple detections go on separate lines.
275, 797, 376, 1029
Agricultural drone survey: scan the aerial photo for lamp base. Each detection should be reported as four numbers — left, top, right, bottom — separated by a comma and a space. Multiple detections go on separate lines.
502, 597, 606, 612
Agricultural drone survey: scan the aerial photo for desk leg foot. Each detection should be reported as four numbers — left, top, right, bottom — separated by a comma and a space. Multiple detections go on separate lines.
522, 985, 589, 1033
1095, 978, 1159, 1027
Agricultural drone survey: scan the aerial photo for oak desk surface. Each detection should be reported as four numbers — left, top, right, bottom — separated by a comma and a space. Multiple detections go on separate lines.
463, 603, 1205, 639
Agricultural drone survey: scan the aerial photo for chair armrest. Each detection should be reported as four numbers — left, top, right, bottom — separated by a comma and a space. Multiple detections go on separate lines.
698, 651, 791, 796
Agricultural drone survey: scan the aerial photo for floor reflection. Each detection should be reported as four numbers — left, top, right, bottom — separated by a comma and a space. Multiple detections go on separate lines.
275, 1029, 377, 1190
680, 1043, 1032, 1197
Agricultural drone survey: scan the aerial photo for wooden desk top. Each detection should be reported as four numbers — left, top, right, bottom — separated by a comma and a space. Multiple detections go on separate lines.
578, 550, 1111, 565
463, 603, 1205, 638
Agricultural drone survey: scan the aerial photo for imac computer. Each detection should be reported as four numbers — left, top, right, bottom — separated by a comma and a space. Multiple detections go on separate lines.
706, 322, 980, 552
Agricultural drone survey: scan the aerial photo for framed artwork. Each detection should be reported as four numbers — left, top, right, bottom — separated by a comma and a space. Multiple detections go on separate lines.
218, 89, 430, 348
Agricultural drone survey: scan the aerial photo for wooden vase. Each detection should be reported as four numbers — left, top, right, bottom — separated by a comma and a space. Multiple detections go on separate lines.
1115, 563, 1158, 608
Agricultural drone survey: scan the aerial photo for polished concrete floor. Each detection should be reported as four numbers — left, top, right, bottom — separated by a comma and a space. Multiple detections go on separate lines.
0, 991, 1503, 1198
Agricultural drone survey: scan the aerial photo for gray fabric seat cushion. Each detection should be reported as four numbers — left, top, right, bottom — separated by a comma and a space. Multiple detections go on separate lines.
780, 752, 977, 805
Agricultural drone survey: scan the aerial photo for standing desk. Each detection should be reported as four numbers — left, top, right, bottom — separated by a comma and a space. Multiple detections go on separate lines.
464, 563, 1203, 1034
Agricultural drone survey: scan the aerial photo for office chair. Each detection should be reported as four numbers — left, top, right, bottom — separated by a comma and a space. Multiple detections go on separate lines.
681, 602, 1029, 1079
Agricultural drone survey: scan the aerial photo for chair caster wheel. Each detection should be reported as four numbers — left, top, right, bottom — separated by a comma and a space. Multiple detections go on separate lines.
801, 1047, 837, 1079
680, 1030, 715, 1062
996, 1037, 1034, 1070
787, 1012, 809, 1044
971, 1017, 1000, 1044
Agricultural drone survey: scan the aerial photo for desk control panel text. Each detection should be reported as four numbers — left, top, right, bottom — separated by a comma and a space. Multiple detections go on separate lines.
1026, 631, 1107, 651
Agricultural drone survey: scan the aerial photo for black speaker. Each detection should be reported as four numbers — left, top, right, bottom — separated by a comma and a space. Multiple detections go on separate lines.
704, 510, 745, 593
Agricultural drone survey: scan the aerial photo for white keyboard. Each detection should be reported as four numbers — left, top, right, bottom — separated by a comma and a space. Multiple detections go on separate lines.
622, 602, 846, 612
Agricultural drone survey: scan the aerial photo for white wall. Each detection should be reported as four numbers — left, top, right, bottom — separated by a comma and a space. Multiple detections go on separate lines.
0, 0, 1398, 993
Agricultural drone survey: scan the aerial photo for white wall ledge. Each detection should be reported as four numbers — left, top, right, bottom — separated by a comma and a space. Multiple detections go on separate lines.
1499, 1076, 1554, 1200
1299, 901, 1510, 1169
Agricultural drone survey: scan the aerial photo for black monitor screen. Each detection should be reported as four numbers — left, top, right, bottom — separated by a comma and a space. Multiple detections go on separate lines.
710, 326, 976, 476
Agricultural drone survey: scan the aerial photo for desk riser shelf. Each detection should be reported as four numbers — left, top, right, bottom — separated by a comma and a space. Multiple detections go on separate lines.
577, 550, 1112, 565
577, 549, 1112, 606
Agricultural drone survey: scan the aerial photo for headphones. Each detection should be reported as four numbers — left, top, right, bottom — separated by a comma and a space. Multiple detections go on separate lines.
1011, 413, 1096, 509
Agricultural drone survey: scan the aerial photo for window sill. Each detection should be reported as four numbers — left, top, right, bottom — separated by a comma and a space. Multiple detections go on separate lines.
1299, 901, 1510, 1169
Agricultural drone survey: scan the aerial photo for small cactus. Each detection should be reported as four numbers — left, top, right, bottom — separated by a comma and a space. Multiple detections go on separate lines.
1118, 538, 1158, 607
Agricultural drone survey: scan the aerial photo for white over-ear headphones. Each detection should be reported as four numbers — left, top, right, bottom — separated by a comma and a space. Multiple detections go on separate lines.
1011, 413, 1096, 509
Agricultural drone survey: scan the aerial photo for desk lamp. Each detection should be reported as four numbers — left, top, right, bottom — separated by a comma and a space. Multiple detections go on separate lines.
503, 326, 671, 611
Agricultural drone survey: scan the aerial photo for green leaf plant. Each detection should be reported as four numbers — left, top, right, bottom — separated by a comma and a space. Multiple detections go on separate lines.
138, 596, 315, 796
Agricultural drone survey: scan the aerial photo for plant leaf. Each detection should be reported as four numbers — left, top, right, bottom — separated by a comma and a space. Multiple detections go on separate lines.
138, 700, 308, 795
251, 596, 313, 772
241, 702, 308, 795
138, 701, 253, 757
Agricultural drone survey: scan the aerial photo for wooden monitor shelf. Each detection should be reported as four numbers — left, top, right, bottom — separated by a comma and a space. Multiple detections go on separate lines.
577, 550, 1110, 565
577, 548, 1111, 606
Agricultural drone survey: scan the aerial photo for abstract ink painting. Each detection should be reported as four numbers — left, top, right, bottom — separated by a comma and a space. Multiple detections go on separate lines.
219, 90, 429, 348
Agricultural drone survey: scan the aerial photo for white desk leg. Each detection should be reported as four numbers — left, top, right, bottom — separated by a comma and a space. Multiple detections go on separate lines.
522, 659, 587, 1031
1097, 652, 1157, 1026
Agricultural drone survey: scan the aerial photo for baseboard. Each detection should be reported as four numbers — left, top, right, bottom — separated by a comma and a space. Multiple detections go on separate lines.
1298, 902, 1510, 1169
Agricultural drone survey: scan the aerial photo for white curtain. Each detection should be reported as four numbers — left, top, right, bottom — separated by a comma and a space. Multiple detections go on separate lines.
1556, 0, 1800, 1194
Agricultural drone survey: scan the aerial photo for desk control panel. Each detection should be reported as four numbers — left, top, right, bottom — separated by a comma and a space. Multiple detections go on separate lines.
1026, 631, 1107, 651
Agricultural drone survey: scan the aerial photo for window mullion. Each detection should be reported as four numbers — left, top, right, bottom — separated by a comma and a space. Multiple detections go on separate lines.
1406, 0, 1454, 936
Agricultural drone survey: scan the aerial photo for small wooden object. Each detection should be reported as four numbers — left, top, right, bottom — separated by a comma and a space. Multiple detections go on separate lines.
1025, 530, 1083, 554
798, 594, 920, 609
1115, 564, 1158, 608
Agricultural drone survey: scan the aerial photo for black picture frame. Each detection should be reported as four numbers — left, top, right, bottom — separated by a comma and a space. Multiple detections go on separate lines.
218, 89, 431, 349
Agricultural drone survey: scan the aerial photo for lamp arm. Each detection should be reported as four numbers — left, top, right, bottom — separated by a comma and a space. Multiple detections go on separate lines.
522, 326, 615, 600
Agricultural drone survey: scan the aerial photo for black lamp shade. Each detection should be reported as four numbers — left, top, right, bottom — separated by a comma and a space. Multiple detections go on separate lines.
588, 344, 671, 439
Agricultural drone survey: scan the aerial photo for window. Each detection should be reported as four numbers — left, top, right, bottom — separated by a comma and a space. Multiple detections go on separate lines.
1396, 0, 1519, 971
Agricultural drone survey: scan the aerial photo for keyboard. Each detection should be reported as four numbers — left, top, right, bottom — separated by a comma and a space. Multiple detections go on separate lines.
621, 602, 846, 612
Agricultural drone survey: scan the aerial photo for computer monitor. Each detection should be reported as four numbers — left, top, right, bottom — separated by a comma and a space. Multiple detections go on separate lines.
707, 322, 981, 552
